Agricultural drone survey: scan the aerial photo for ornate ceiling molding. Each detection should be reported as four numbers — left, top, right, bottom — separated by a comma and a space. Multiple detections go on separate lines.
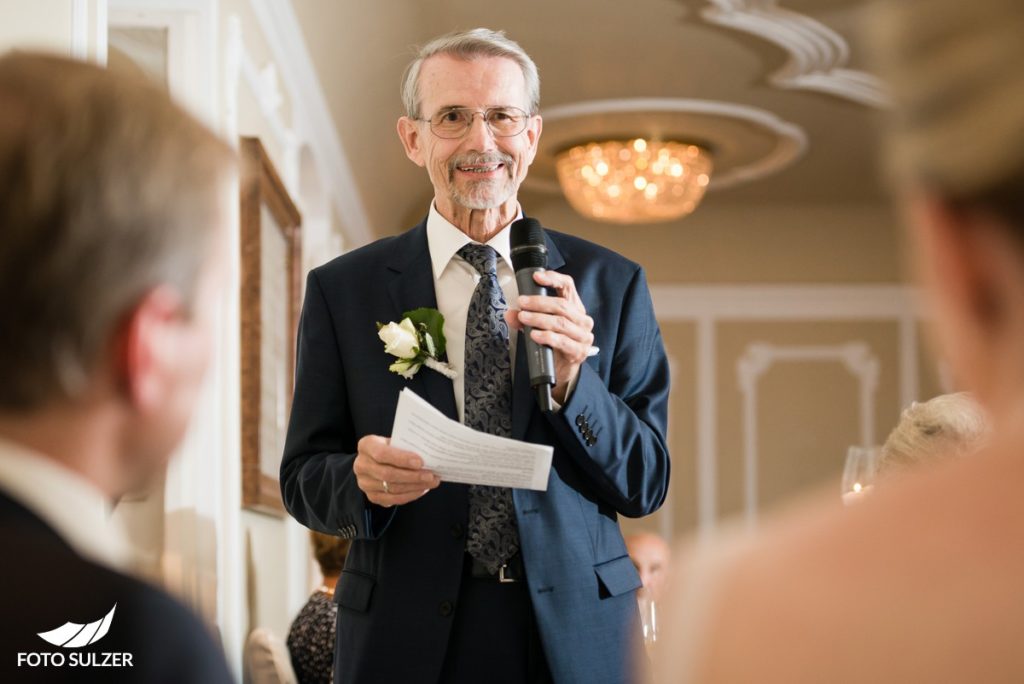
701, 0, 890, 108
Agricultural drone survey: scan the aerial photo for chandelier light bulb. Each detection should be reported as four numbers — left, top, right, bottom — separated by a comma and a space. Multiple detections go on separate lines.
555, 139, 713, 224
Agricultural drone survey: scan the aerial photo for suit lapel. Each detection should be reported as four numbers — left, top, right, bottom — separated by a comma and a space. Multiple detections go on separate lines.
511, 226, 566, 441
385, 221, 459, 422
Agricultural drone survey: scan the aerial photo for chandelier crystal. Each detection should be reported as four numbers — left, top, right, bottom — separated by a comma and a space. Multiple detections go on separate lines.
555, 138, 713, 224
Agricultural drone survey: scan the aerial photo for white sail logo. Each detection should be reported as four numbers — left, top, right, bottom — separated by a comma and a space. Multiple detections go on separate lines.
36, 604, 117, 648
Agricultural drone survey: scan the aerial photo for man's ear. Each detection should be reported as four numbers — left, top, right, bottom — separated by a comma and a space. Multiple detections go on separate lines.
524, 114, 542, 167
908, 193, 1005, 396
115, 286, 187, 411
397, 117, 426, 167
912, 196, 1004, 331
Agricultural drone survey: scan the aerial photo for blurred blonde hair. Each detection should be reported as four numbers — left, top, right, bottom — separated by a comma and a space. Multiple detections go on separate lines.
871, 0, 1024, 236
879, 393, 988, 477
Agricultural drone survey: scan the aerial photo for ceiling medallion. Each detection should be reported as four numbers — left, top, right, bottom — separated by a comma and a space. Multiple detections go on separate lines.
528, 98, 807, 224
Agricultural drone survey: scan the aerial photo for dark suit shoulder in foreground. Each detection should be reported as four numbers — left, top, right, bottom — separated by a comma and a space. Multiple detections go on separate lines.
0, 491, 233, 683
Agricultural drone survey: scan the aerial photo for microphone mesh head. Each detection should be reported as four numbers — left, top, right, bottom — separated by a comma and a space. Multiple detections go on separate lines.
511, 218, 547, 270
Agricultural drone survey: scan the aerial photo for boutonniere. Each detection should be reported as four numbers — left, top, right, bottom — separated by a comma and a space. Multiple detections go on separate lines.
377, 307, 457, 380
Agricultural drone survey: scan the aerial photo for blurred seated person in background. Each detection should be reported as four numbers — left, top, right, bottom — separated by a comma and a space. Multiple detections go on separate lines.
288, 532, 350, 684
656, 0, 1024, 680
625, 532, 671, 601
627, 532, 671, 646
0, 52, 234, 681
877, 392, 988, 480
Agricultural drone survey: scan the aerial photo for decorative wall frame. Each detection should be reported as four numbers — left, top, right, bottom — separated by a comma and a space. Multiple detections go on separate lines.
736, 342, 880, 529
649, 284, 923, 538
240, 136, 302, 516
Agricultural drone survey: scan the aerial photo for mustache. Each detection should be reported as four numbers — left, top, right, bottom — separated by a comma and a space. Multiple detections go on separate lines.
447, 152, 515, 177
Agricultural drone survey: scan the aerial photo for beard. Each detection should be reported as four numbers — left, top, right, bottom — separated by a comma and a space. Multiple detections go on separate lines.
446, 151, 518, 210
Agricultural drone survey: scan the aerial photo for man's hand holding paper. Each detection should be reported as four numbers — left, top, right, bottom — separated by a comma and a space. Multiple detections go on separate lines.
390, 388, 553, 492
352, 434, 441, 508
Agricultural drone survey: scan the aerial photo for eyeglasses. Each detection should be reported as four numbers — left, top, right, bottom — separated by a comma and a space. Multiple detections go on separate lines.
419, 106, 530, 139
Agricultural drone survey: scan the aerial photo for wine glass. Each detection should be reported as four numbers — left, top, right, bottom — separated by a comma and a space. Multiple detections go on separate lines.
638, 594, 658, 647
842, 445, 879, 505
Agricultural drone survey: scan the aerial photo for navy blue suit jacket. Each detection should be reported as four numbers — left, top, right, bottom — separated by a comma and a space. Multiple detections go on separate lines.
281, 219, 671, 683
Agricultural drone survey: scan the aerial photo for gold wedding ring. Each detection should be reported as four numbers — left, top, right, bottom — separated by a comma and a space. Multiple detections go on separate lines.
382, 480, 390, 494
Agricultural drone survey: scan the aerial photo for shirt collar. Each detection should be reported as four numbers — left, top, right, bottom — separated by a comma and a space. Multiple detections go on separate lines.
426, 201, 520, 279
0, 436, 130, 570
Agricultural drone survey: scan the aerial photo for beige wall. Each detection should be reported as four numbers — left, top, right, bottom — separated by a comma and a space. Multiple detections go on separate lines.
0, 0, 74, 56
621, 306, 947, 544
522, 191, 906, 284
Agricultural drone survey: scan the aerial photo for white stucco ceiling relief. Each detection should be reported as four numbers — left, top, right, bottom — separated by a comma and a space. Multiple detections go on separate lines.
526, 98, 808, 195
699, 0, 890, 108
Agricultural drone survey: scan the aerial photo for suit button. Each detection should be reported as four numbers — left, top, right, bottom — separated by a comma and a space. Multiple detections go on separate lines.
450, 523, 464, 539
575, 414, 586, 427
439, 600, 454, 617
586, 437, 597, 447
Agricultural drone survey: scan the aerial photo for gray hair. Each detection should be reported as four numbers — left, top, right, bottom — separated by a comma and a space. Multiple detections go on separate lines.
0, 53, 234, 410
401, 28, 540, 119
878, 392, 989, 477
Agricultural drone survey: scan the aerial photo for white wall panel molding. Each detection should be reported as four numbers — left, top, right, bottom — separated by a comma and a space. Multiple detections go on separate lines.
695, 316, 718, 539
72, 0, 107, 62
653, 284, 920, 533
71, 0, 89, 58
898, 314, 919, 410
225, 14, 300, 192
650, 284, 922, 320
247, 0, 373, 247
736, 342, 880, 528
660, 356, 680, 542
109, 1, 219, 127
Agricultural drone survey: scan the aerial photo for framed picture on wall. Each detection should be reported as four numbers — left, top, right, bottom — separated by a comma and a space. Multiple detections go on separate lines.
240, 136, 302, 517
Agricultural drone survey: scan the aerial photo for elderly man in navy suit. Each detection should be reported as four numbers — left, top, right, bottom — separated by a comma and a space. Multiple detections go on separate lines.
281, 27, 670, 684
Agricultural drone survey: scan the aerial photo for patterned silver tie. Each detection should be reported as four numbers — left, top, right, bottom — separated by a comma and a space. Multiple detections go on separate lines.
458, 243, 520, 573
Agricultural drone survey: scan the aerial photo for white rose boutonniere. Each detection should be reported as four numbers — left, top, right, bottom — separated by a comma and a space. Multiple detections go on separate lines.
378, 318, 419, 359
377, 307, 457, 380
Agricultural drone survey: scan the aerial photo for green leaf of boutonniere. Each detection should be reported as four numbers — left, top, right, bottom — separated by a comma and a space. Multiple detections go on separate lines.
404, 307, 447, 358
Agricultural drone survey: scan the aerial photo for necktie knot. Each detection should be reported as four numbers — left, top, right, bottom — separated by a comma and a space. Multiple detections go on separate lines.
458, 243, 499, 278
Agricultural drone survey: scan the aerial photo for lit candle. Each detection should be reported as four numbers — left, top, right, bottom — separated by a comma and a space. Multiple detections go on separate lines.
842, 483, 874, 505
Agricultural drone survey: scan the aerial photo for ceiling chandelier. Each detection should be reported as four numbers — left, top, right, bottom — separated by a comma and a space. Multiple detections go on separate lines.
555, 138, 713, 224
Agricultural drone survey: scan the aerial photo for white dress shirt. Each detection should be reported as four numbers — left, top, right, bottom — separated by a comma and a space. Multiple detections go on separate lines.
426, 202, 521, 423
0, 436, 130, 570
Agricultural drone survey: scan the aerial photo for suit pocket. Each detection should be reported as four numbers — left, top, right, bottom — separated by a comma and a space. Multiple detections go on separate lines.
594, 555, 642, 598
334, 570, 375, 613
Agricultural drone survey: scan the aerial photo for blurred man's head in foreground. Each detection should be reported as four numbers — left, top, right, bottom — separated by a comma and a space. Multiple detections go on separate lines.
0, 52, 234, 498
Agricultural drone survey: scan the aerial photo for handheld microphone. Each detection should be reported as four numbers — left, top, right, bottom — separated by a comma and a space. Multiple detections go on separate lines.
510, 218, 556, 413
